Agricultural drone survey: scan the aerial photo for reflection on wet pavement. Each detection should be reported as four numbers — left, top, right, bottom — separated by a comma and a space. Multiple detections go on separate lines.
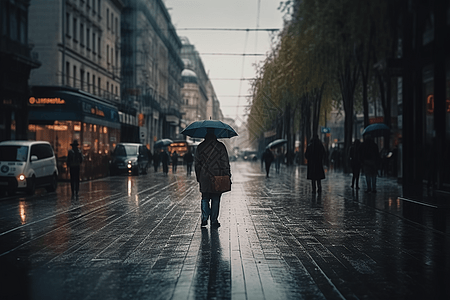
0, 161, 449, 299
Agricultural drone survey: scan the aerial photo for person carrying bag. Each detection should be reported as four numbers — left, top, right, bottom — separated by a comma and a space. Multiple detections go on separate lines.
195, 130, 231, 228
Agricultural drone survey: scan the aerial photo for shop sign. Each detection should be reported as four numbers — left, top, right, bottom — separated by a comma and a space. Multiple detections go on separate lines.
82, 102, 105, 117
29, 97, 65, 105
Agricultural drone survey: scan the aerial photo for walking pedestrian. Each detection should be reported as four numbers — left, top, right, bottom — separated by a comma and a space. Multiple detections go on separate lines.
160, 149, 170, 176
183, 149, 194, 176
153, 150, 160, 172
348, 139, 362, 189
305, 134, 326, 194
262, 148, 274, 177
195, 130, 231, 228
147, 147, 153, 167
275, 148, 283, 173
360, 134, 379, 193
67, 140, 83, 198
171, 151, 179, 173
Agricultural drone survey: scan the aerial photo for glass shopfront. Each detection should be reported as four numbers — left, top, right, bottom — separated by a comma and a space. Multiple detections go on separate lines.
28, 87, 120, 180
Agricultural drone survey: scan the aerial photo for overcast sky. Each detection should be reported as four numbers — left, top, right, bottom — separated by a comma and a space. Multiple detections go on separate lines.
165, 0, 286, 125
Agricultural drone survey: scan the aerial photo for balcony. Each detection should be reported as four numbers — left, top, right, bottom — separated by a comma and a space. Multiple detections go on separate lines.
0, 36, 40, 68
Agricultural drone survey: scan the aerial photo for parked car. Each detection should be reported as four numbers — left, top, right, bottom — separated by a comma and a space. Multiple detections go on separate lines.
110, 143, 149, 176
0, 141, 58, 195
242, 150, 258, 161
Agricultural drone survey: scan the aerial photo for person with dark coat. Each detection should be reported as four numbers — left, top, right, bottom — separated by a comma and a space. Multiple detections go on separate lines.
67, 140, 83, 198
147, 148, 153, 166
305, 134, 326, 194
262, 148, 274, 177
195, 131, 231, 228
183, 149, 194, 176
348, 139, 362, 189
360, 134, 379, 193
160, 149, 170, 176
171, 151, 179, 173
153, 150, 160, 172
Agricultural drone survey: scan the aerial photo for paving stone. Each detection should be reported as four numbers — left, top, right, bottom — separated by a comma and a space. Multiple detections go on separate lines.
0, 162, 449, 299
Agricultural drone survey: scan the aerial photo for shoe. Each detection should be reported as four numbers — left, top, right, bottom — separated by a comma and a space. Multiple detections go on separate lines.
201, 220, 207, 227
211, 222, 220, 228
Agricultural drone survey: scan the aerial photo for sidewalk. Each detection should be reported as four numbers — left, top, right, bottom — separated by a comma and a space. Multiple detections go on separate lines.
1, 161, 449, 299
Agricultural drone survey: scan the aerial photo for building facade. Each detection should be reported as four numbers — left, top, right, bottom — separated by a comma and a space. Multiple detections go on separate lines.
395, 0, 450, 196
27, 0, 124, 180
180, 38, 224, 122
0, 0, 40, 141
121, 0, 183, 149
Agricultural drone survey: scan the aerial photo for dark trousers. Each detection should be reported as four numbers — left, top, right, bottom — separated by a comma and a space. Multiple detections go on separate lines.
186, 163, 193, 176
162, 163, 168, 174
69, 167, 80, 194
201, 192, 221, 224
265, 162, 272, 177
311, 180, 322, 193
351, 165, 361, 188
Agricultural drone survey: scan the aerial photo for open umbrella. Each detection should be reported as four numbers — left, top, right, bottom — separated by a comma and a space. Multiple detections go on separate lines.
154, 139, 173, 148
181, 120, 238, 139
362, 123, 390, 138
266, 139, 287, 149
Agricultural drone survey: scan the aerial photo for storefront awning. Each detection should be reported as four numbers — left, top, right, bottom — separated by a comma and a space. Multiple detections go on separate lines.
28, 86, 120, 129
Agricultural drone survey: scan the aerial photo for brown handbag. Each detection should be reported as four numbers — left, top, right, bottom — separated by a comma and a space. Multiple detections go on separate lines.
212, 175, 231, 193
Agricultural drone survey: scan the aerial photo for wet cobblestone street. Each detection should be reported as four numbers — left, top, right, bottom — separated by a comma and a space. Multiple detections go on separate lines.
1, 161, 449, 299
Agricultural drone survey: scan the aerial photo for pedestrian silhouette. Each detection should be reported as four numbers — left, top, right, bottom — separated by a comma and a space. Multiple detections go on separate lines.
262, 148, 274, 177
348, 139, 362, 189
147, 147, 153, 167
360, 134, 379, 193
275, 148, 283, 173
171, 151, 179, 173
183, 149, 194, 176
160, 149, 170, 176
67, 140, 83, 198
153, 150, 160, 172
305, 134, 326, 194
195, 130, 231, 228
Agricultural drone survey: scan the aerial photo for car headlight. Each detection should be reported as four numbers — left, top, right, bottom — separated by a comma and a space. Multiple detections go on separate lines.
18, 174, 26, 181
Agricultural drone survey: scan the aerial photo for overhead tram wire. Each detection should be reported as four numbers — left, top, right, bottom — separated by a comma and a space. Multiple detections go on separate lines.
198, 53, 266, 56
175, 28, 279, 32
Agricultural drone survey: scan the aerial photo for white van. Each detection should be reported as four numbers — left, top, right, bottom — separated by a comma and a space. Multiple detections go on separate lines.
0, 141, 58, 195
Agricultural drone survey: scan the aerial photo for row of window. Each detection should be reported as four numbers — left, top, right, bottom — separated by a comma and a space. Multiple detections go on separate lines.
1, 1, 27, 44
106, 8, 119, 35
65, 62, 119, 98
72, 0, 102, 18
66, 13, 119, 67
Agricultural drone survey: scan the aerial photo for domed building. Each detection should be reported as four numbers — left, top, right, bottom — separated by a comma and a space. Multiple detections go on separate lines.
181, 66, 208, 127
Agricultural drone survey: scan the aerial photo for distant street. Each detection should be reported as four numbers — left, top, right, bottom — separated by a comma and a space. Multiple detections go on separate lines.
1, 161, 449, 300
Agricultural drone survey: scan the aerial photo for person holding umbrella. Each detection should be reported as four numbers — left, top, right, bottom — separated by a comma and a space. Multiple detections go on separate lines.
194, 129, 231, 228
181, 120, 237, 228
305, 134, 326, 194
